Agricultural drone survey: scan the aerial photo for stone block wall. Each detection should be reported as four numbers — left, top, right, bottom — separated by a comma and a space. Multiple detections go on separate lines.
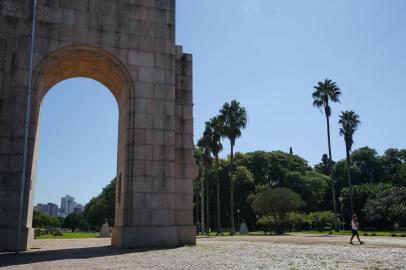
0, 0, 195, 251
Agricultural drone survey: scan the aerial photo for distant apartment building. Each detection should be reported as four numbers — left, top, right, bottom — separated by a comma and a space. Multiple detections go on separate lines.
60, 195, 82, 216
73, 204, 84, 214
34, 203, 58, 217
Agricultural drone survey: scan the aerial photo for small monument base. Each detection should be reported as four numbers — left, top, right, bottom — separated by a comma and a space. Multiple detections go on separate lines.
239, 220, 249, 235
99, 223, 111, 238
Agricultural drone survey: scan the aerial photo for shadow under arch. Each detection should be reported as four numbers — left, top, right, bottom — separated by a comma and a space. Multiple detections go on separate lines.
25, 45, 136, 244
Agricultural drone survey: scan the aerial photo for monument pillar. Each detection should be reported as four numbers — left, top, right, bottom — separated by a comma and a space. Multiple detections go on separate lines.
0, 0, 195, 251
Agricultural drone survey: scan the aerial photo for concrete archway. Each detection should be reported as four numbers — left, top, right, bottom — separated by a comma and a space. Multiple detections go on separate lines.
0, 0, 195, 252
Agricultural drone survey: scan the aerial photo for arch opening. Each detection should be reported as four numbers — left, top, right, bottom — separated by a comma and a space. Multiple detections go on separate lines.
33, 78, 119, 226
26, 45, 134, 244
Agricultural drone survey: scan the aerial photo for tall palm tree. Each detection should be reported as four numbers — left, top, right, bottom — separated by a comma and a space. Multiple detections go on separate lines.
193, 147, 204, 232
339, 110, 361, 215
312, 79, 342, 214
197, 135, 212, 235
219, 100, 247, 233
205, 117, 223, 234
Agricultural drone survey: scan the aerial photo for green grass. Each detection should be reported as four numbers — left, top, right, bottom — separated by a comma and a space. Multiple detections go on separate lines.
35, 232, 98, 239
198, 230, 403, 237
294, 230, 401, 237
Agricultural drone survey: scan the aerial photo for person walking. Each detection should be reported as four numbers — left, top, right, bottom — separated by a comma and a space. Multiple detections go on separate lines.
350, 214, 364, 245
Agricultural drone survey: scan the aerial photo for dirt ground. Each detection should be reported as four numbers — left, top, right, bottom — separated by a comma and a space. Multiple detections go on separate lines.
0, 235, 405, 269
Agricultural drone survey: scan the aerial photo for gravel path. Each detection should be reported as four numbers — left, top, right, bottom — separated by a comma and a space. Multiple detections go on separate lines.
1, 236, 405, 269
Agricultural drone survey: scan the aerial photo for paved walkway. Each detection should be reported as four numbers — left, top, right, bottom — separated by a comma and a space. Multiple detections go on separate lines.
1, 235, 405, 269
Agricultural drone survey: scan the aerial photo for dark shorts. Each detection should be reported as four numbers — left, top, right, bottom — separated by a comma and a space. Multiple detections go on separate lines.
352, 229, 359, 236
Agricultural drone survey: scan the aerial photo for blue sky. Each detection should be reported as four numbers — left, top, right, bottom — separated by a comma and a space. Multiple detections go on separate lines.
34, 0, 406, 205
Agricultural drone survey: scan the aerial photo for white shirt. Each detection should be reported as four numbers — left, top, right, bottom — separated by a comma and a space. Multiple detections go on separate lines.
351, 220, 358, 230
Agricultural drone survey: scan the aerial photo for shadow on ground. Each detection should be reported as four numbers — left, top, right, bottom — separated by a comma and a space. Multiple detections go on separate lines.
0, 245, 155, 267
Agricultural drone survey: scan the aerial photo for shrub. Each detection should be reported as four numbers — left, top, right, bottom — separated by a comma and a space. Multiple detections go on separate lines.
307, 211, 339, 231
53, 229, 63, 236
252, 188, 304, 234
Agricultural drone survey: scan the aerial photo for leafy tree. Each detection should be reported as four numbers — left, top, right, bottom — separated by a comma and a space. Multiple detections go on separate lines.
307, 211, 339, 231
219, 100, 248, 233
381, 148, 404, 183
284, 171, 330, 211
364, 186, 406, 229
242, 151, 309, 187
252, 188, 304, 234
395, 163, 406, 186
234, 165, 255, 228
63, 213, 87, 232
339, 110, 361, 214
314, 154, 331, 176
351, 147, 383, 184
312, 78, 342, 214
32, 210, 60, 228
340, 183, 392, 226
83, 178, 116, 229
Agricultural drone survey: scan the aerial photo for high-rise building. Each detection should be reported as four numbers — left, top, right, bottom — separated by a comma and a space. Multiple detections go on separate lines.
34, 203, 58, 216
44, 203, 58, 217
73, 204, 84, 214
60, 195, 78, 216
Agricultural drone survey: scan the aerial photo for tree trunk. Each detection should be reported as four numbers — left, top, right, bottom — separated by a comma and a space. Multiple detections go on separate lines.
230, 142, 235, 234
346, 146, 354, 215
206, 170, 210, 234
200, 167, 205, 235
216, 154, 221, 234
326, 114, 337, 214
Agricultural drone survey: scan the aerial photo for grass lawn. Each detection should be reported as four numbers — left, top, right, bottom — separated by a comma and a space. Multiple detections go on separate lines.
199, 230, 406, 237
35, 232, 98, 239
290, 230, 406, 237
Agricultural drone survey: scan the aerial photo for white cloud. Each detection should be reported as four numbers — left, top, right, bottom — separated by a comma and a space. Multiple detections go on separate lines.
242, 0, 259, 16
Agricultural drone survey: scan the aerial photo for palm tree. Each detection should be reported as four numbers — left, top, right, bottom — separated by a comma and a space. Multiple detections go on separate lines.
197, 133, 212, 234
193, 146, 204, 232
339, 110, 361, 215
312, 79, 342, 214
205, 117, 223, 234
219, 100, 248, 233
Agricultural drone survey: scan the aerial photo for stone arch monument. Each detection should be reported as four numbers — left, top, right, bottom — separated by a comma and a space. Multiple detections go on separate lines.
0, 0, 195, 251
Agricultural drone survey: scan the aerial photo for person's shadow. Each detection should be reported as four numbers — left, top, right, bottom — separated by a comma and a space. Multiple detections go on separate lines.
0, 245, 158, 267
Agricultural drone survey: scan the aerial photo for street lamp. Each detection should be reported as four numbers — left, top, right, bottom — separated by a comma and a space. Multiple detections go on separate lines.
237, 209, 240, 233
338, 196, 345, 231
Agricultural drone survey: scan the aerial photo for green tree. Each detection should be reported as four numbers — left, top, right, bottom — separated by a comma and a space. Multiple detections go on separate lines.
395, 163, 406, 186
197, 134, 213, 233
242, 151, 309, 187
252, 188, 304, 234
364, 186, 406, 229
340, 183, 392, 225
205, 116, 224, 233
381, 148, 403, 183
32, 210, 60, 228
307, 211, 338, 231
351, 147, 383, 184
284, 171, 330, 211
314, 154, 331, 176
312, 78, 342, 214
339, 110, 361, 215
219, 100, 248, 233
63, 213, 86, 232
83, 178, 116, 228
